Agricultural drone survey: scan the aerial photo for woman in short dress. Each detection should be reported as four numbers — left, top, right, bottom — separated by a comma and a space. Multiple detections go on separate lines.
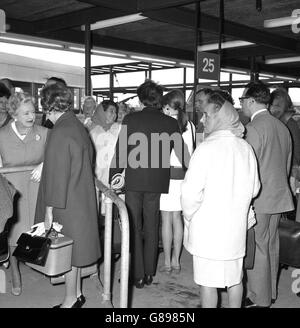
35, 84, 101, 308
181, 92, 260, 308
159, 90, 195, 274
0, 92, 48, 295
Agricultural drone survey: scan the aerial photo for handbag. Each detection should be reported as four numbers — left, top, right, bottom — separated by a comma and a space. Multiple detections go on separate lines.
279, 217, 300, 268
13, 229, 52, 266
0, 230, 9, 263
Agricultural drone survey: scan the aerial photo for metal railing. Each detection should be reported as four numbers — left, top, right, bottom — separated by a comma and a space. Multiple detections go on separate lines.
0, 166, 130, 308
96, 181, 130, 308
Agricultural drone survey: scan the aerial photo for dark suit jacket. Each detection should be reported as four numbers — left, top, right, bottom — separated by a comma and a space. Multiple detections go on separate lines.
110, 107, 190, 193
245, 110, 294, 214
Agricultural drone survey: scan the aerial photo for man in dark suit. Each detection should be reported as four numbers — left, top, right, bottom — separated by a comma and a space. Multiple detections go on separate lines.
241, 82, 294, 308
110, 80, 190, 288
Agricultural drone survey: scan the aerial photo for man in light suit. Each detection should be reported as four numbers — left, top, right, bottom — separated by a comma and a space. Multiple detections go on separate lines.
241, 82, 294, 307
110, 80, 190, 289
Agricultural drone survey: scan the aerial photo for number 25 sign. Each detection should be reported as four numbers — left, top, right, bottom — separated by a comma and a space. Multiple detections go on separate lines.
197, 52, 220, 80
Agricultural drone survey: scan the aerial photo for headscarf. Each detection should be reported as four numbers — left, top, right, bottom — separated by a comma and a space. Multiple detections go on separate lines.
205, 100, 245, 138
91, 104, 114, 131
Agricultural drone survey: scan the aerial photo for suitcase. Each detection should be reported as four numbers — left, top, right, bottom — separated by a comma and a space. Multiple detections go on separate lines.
279, 218, 300, 268
26, 235, 73, 276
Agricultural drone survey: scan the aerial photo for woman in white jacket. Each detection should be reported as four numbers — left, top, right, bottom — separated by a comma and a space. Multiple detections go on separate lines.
181, 92, 260, 308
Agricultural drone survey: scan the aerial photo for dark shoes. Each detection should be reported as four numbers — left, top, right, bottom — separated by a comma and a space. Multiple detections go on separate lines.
53, 295, 86, 308
243, 297, 270, 308
133, 275, 153, 288
144, 275, 153, 286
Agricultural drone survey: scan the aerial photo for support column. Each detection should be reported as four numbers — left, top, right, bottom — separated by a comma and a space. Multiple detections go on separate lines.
192, 1, 200, 125
218, 0, 224, 87
109, 66, 114, 101
85, 23, 92, 96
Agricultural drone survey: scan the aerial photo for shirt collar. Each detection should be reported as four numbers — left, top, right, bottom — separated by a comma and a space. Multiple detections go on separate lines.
251, 108, 268, 121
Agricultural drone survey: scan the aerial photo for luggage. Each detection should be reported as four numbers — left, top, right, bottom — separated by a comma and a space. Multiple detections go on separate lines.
279, 218, 300, 268
26, 234, 73, 276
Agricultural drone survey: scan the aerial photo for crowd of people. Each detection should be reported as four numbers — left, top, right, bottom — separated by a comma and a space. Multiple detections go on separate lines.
0, 75, 299, 308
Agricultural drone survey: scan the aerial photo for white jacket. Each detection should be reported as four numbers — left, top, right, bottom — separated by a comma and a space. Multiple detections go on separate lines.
181, 130, 260, 260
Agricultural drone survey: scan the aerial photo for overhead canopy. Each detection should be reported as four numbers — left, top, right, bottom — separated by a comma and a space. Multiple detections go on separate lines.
2, 0, 300, 78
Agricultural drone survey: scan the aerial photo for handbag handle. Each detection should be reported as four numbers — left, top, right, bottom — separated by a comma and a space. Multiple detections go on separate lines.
189, 121, 196, 151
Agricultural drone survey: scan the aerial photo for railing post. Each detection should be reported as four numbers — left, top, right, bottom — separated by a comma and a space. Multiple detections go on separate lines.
102, 196, 113, 306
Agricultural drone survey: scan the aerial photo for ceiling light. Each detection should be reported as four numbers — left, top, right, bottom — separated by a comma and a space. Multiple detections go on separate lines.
179, 62, 194, 67
92, 49, 127, 57
275, 75, 297, 81
81, 13, 147, 31
222, 68, 248, 74
259, 73, 275, 78
198, 40, 254, 51
265, 56, 300, 64
131, 55, 176, 64
152, 62, 175, 67
0, 35, 64, 48
264, 16, 295, 28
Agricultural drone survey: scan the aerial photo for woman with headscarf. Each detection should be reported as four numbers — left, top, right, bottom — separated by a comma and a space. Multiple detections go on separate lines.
181, 92, 260, 308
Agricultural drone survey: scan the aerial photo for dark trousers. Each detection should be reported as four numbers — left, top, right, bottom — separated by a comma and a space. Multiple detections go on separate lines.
125, 191, 160, 280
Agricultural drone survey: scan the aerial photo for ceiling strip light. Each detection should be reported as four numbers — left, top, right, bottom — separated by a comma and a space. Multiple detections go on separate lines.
82, 13, 147, 31
259, 73, 275, 78
179, 62, 194, 67
0, 36, 64, 48
152, 62, 175, 67
264, 16, 295, 28
222, 68, 248, 74
131, 55, 176, 64
275, 75, 297, 81
198, 40, 254, 51
265, 56, 300, 64
92, 49, 127, 57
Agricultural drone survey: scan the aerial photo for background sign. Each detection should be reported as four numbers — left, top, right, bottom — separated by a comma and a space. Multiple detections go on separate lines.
197, 52, 220, 80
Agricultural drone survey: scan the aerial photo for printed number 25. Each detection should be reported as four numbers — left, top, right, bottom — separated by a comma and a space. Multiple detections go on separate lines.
203, 58, 215, 73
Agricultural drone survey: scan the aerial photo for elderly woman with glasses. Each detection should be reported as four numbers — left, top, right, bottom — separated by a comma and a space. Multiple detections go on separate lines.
181, 92, 260, 308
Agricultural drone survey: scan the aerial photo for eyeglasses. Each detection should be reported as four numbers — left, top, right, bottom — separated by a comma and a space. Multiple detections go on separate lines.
239, 96, 250, 103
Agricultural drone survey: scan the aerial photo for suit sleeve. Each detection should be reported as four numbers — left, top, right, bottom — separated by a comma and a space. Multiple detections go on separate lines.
245, 125, 261, 158
44, 130, 71, 209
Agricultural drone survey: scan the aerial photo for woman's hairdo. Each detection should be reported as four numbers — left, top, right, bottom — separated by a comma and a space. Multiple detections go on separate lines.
207, 91, 227, 110
8, 92, 34, 116
41, 84, 73, 113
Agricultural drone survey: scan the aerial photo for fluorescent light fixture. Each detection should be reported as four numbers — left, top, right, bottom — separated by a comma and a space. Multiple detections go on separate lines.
125, 65, 140, 69
131, 55, 176, 64
264, 16, 295, 28
118, 66, 136, 71
179, 62, 194, 67
0, 35, 64, 48
152, 62, 175, 67
82, 13, 147, 31
265, 56, 300, 64
198, 40, 254, 51
222, 68, 248, 75
137, 63, 151, 68
275, 75, 297, 81
259, 73, 275, 78
92, 49, 127, 57
68, 46, 85, 52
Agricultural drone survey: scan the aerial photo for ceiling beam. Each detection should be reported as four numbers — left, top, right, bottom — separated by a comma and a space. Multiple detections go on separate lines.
144, 8, 299, 53
215, 46, 289, 59
5, 18, 300, 79
32, 7, 133, 34
77, 0, 137, 12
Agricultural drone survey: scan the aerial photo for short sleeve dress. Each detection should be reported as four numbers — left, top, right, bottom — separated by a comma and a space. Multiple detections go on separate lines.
0, 122, 48, 245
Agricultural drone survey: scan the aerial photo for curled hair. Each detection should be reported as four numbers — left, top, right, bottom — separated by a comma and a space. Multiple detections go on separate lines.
162, 89, 187, 133
245, 81, 270, 105
0, 82, 11, 99
41, 84, 73, 113
45, 76, 67, 88
270, 87, 293, 112
8, 92, 34, 116
137, 79, 163, 109
102, 99, 118, 116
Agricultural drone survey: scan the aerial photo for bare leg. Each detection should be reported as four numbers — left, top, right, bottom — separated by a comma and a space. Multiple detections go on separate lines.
227, 281, 243, 308
201, 286, 218, 308
9, 246, 21, 295
61, 266, 78, 308
161, 211, 173, 268
171, 211, 183, 268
